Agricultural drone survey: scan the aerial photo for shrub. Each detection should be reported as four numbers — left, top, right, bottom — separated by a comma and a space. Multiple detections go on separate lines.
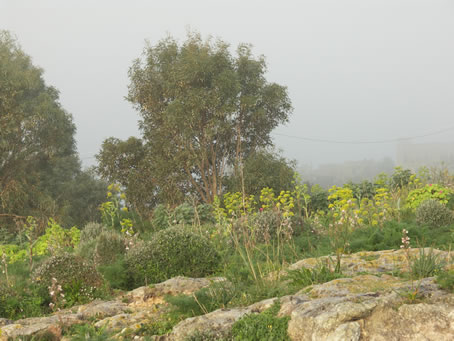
436, 270, 454, 292
406, 184, 453, 210
247, 210, 282, 242
151, 204, 170, 230
174, 202, 195, 225
97, 257, 129, 290
409, 248, 446, 279
94, 230, 126, 266
0, 279, 46, 319
415, 199, 453, 228
166, 281, 235, 317
32, 253, 106, 305
285, 263, 343, 288
80, 222, 106, 243
125, 226, 220, 287
231, 301, 290, 341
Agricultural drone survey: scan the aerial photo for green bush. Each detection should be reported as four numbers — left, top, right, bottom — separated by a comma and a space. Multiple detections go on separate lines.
174, 203, 195, 225
65, 324, 114, 341
94, 230, 127, 266
98, 256, 129, 290
231, 301, 290, 341
80, 222, 106, 243
166, 281, 235, 317
32, 253, 106, 305
0, 279, 46, 319
247, 210, 282, 242
410, 248, 446, 279
125, 226, 221, 287
406, 184, 453, 210
415, 199, 453, 228
285, 263, 343, 288
436, 270, 454, 292
151, 204, 170, 230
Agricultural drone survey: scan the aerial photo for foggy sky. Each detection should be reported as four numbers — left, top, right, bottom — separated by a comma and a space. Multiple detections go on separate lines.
1, 0, 454, 168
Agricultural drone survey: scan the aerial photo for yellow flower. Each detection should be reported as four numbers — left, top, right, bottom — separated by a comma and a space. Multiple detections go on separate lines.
122, 207, 128, 212
107, 192, 112, 198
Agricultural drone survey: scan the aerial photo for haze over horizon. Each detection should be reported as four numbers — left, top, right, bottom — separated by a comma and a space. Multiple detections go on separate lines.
1, 0, 454, 170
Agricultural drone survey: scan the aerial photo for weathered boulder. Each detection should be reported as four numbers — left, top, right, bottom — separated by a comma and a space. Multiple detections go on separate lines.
288, 248, 453, 275
1, 250, 453, 340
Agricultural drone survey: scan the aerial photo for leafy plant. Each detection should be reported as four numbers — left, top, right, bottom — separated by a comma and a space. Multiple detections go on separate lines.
93, 230, 126, 266
65, 323, 114, 340
231, 301, 290, 341
436, 270, 454, 292
125, 226, 220, 287
409, 248, 446, 279
166, 281, 236, 316
406, 184, 453, 210
32, 253, 107, 306
285, 262, 343, 288
415, 199, 453, 228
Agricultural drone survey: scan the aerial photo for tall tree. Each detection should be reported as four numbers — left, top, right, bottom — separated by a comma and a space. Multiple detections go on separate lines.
122, 32, 292, 204
224, 149, 296, 197
0, 31, 105, 229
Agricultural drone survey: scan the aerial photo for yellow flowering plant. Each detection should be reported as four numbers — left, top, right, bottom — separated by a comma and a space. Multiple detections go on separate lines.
99, 183, 134, 234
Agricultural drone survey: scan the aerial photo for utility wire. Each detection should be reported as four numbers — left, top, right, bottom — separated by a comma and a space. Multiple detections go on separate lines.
272, 124, 454, 145
78, 124, 454, 160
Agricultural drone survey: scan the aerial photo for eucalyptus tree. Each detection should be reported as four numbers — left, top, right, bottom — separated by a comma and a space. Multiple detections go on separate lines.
112, 32, 292, 205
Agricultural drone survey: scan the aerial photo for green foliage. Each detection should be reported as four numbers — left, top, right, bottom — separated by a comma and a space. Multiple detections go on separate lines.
166, 281, 236, 317
101, 31, 293, 206
409, 248, 446, 279
125, 226, 220, 287
96, 137, 157, 215
0, 219, 80, 265
406, 184, 453, 210
174, 203, 195, 225
32, 253, 106, 305
0, 31, 87, 229
231, 301, 290, 341
151, 204, 171, 230
247, 210, 282, 242
132, 312, 184, 337
285, 263, 343, 288
436, 270, 454, 293
65, 324, 114, 341
97, 256, 129, 290
224, 149, 295, 198
415, 199, 453, 228
348, 221, 454, 252
307, 184, 329, 214
151, 202, 214, 230
94, 230, 126, 266
80, 222, 106, 244
390, 167, 413, 190
34, 219, 80, 257
0, 260, 47, 319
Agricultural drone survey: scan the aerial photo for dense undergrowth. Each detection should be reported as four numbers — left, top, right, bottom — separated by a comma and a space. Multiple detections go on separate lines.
1, 167, 454, 340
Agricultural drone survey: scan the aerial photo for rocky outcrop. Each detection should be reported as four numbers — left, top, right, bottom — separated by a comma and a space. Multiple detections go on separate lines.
1, 249, 453, 340
288, 248, 453, 275
0, 276, 224, 340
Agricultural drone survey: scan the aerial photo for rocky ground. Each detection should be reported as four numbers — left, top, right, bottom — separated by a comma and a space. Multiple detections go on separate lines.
1, 248, 453, 340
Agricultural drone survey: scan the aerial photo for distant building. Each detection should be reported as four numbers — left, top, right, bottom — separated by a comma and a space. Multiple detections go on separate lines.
396, 142, 454, 170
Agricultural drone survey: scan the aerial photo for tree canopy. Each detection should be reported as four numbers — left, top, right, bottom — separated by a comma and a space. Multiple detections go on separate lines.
0, 31, 105, 229
99, 33, 292, 207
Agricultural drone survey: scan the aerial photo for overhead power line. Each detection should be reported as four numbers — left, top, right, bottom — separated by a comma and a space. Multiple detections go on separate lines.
272, 124, 454, 145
